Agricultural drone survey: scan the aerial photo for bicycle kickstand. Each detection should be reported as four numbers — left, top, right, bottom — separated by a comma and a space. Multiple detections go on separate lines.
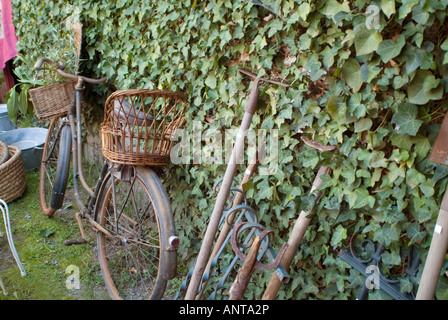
64, 212, 88, 246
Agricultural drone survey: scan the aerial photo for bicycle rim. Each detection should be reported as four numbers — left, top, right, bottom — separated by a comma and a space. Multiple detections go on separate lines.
39, 117, 71, 216
96, 169, 167, 300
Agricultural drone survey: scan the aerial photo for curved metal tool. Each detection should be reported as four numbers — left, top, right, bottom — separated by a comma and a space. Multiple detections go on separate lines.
185, 69, 290, 299
229, 222, 288, 300
237, 68, 290, 88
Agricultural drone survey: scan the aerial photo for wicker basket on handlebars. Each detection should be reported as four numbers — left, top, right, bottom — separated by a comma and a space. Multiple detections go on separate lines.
29, 81, 76, 120
101, 89, 188, 166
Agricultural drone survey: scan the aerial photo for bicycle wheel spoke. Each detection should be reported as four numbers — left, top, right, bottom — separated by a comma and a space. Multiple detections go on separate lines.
103, 206, 160, 249
97, 170, 167, 300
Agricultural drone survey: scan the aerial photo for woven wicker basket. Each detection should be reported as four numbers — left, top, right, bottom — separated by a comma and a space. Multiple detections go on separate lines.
101, 89, 188, 166
29, 81, 76, 120
0, 140, 9, 166
0, 145, 26, 203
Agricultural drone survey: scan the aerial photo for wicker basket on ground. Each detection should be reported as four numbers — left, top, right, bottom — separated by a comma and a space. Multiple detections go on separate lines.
0, 140, 9, 165
0, 144, 26, 203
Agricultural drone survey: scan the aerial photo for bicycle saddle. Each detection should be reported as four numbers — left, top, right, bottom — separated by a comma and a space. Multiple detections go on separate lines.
113, 98, 154, 126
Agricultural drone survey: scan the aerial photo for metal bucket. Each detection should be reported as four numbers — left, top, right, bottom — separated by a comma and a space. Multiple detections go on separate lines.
0, 127, 48, 171
0, 104, 15, 132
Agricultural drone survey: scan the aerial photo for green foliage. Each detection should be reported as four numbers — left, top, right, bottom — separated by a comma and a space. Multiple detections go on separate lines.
6, 11, 80, 125
0, 172, 107, 300
11, 0, 448, 299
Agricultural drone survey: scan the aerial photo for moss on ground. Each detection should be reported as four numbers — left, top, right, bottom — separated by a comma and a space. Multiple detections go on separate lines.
0, 170, 109, 300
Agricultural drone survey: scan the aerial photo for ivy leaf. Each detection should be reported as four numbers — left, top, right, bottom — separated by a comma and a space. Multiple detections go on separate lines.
321, 0, 350, 23
435, 277, 448, 300
341, 58, 362, 92
370, 151, 388, 168
353, 24, 383, 56
305, 53, 326, 82
408, 70, 443, 105
381, 246, 401, 264
38, 227, 54, 238
348, 188, 375, 209
402, 46, 423, 74
331, 224, 347, 247
205, 74, 217, 89
267, 19, 284, 38
354, 117, 372, 132
412, 4, 429, 25
433, 164, 448, 182
297, 2, 311, 21
441, 37, 448, 64
443, 52, 448, 65
376, 35, 405, 63
380, 0, 396, 18
346, 269, 365, 288
406, 222, 426, 245
398, 0, 419, 19
391, 103, 423, 136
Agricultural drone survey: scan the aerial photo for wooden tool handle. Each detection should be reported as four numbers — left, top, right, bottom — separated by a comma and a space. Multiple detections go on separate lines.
416, 190, 448, 300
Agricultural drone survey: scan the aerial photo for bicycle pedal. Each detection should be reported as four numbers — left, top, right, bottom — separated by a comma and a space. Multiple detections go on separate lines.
64, 238, 87, 246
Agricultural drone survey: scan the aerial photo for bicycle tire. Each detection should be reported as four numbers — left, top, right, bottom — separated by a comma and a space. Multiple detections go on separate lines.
95, 166, 177, 300
39, 117, 72, 216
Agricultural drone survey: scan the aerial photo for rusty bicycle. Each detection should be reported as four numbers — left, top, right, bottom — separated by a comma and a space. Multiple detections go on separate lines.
31, 58, 187, 300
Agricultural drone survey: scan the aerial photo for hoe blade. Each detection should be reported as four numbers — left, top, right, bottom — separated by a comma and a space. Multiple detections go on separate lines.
430, 112, 448, 166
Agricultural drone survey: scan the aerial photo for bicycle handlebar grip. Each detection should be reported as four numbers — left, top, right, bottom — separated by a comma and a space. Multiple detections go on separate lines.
34, 58, 66, 71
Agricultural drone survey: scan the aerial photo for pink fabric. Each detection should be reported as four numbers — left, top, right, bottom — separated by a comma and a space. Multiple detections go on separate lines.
0, 0, 18, 70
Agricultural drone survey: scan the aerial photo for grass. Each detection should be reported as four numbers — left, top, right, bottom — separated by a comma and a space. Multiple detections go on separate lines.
0, 170, 109, 300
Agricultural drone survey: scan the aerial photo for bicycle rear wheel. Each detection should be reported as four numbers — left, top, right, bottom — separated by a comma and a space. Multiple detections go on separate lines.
96, 166, 177, 300
39, 117, 72, 216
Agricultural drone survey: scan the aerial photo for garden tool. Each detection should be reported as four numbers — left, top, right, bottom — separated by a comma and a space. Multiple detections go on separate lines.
194, 158, 258, 299
262, 136, 335, 300
185, 69, 289, 299
416, 112, 448, 299
229, 222, 288, 300
262, 165, 331, 299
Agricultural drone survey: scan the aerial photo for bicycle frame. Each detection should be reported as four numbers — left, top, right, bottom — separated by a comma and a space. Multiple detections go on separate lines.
60, 79, 110, 245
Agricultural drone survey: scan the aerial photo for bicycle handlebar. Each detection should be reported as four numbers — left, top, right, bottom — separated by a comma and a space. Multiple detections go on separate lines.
34, 57, 66, 71
34, 57, 107, 84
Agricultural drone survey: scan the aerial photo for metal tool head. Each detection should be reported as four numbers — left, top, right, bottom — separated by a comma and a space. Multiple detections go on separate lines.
237, 68, 290, 87
430, 112, 448, 166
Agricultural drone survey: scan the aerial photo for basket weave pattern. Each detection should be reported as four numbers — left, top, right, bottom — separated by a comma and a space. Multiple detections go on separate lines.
0, 145, 26, 203
101, 89, 188, 166
0, 140, 9, 165
29, 81, 75, 120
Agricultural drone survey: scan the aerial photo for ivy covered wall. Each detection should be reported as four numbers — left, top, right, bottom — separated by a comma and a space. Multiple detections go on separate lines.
11, 0, 448, 299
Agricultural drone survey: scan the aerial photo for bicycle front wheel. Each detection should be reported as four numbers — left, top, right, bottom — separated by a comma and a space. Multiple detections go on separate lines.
96, 166, 177, 300
39, 117, 72, 216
